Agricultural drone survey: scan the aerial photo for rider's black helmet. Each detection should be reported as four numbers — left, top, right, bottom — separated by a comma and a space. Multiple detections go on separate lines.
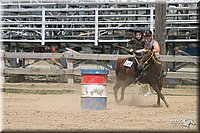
134, 28, 143, 35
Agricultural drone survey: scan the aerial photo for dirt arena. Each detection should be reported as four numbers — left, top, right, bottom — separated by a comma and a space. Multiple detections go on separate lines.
2, 83, 198, 132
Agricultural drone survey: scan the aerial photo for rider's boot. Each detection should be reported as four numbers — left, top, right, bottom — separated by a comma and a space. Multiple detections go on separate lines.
135, 71, 143, 84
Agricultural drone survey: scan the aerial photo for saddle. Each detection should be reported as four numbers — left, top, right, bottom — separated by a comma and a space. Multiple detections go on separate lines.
125, 48, 143, 68
123, 57, 138, 68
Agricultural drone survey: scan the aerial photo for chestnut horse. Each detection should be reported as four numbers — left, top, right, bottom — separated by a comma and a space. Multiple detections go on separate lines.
113, 49, 169, 107
113, 56, 139, 103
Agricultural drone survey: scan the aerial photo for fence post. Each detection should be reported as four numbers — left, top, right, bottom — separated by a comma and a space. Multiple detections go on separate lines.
67, 50, 74, 85
150, 7, 154, 33
155, 0, 167, 71
42, 6, 45, 46
94, 8, 98, 46
67, 59, 74, 85
155, 0, 166, 55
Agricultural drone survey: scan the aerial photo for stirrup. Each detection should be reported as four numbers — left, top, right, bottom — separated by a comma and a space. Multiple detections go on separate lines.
135, 78, 141, 85
136, 81, 141, 85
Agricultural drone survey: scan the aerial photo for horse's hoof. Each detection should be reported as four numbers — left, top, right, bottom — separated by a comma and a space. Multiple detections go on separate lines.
119, 99, 124, 102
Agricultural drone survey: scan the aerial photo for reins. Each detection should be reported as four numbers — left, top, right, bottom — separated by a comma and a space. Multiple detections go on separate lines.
141, 49, 162, 72
115, 45, 161, 68
143, 49, 161, 66
116, 45, 139, 64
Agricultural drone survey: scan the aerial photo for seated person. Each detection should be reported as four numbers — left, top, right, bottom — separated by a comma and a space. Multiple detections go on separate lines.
128, 28, 149, 55
136, 30, 167, 83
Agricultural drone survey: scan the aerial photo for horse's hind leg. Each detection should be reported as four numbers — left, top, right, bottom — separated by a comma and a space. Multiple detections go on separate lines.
151, 84, 169, 108
119, 85, 126, 102
113, 83, 120, 103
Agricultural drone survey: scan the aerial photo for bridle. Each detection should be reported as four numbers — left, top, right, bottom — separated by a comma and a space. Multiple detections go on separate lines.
139, 49, 164, 81
142, 49, 161, 70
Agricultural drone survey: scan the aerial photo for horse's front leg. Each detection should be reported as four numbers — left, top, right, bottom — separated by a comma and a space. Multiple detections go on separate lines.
150, 84, 160, 106
157, 91, 161, 106
156, 82, 163, 106
151, 84, 169, 108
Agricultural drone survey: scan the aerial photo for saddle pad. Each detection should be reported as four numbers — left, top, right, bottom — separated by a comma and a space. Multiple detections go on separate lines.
123, 60, 134, 67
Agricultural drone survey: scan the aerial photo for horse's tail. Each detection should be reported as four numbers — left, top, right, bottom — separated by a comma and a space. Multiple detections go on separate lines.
115, 58, 128, 77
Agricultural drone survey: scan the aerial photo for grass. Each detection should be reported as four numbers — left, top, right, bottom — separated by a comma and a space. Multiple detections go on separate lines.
3, 88, 75, 95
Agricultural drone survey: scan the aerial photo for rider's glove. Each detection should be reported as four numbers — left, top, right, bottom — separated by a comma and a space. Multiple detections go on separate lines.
127, 49, 133, 55
129, 49, 134, 53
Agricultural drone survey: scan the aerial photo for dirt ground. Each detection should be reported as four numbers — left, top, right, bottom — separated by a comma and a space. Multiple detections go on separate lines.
2, 83, 198, 132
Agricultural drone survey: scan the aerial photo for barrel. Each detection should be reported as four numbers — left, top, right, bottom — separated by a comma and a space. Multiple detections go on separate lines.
80, 69, 109, 110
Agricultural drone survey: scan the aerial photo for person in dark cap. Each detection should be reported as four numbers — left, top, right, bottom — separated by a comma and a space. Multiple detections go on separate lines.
145, 30, 160, 55
128, 28, 149, 54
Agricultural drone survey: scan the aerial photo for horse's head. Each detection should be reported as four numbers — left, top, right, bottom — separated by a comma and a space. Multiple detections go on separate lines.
137, 48, 155, 71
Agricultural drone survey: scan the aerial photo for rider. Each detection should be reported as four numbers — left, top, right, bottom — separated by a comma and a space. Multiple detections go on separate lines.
136, 30, 167, 96
145, 30, 167, 77
128, 28, 149, 54
127, 28, 148, 84
136, 30, 167, 81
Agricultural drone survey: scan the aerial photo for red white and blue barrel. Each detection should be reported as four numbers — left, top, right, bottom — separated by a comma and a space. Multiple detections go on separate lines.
80, 69, 109, 110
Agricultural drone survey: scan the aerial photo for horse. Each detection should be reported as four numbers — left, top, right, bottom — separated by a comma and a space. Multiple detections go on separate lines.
113, 56, 139, 103
113, 49, 169, 107
137, 49, 169, 107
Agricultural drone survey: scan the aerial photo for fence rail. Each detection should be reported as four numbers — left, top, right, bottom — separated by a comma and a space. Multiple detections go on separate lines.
2, 52, 199, 63
2, 52, 199, 84
3, 67, 198, 80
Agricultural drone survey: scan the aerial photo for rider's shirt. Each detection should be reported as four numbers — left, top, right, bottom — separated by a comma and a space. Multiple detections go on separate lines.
149, 39, 155, 51
128, 38, 148, 51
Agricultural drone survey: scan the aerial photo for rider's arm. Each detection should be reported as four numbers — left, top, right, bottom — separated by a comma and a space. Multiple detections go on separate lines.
128, 38, 138, 51
128, 38, 135, 48
152, 41, 160, 54
142, 39, 149, 49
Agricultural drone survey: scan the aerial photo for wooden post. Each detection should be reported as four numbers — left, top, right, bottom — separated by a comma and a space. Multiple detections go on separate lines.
155, 0, 167, 69
155, 0, 166, 55
67, 50, 74, 85
67, 58, 74, 85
